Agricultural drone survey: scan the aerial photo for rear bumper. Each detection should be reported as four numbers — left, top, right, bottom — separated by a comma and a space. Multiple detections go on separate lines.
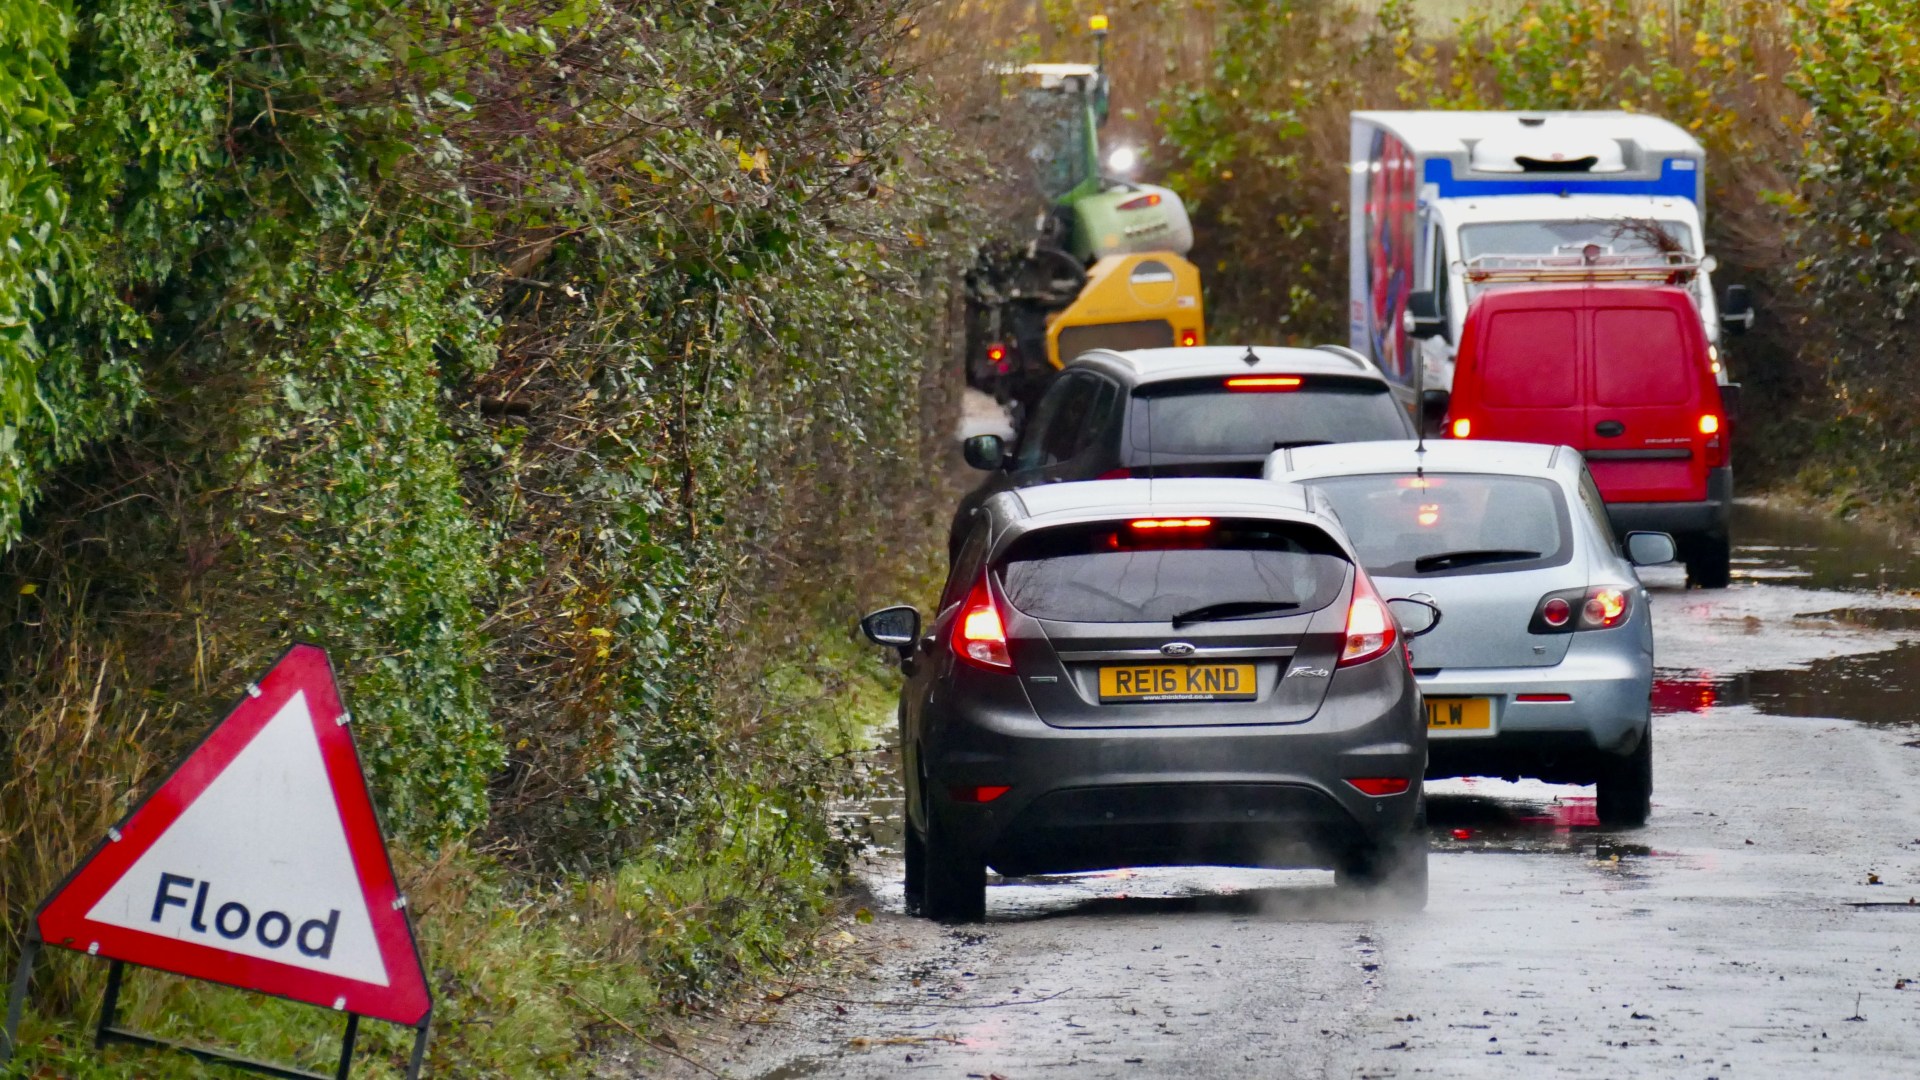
920, 657, 1426, 876
1605, 466, 1732, 538
1417, 629, 1652, 784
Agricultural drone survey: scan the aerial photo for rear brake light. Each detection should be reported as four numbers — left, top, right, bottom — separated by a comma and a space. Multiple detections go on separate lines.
1096, 467, 1133, 480
1698, 414, 1720, 435
950, 785, 1010, 803
1338, 570, 1398, 667
1346, 778, 1410, 797
1529, 587, 1632, 633
1451, 418, 1472, 438
1130, 517, 1211, 530
1224, 376, 1302, 391
1118, 193, 1163, 211
1179, 328, 1199, 347
953, 578, 1011, 669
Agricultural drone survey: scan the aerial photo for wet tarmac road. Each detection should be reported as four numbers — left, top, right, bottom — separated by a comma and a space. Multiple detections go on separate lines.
666, 503, 1920, 1079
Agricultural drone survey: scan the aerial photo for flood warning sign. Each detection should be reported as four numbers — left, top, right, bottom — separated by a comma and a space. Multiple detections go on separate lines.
34, 645, 430, 1026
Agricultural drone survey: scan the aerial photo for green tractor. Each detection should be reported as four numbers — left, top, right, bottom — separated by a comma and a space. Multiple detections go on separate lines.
966, 15, 1207, 415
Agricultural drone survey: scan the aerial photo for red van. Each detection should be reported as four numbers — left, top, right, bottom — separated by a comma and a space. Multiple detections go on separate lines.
1444, 285, 1732, 587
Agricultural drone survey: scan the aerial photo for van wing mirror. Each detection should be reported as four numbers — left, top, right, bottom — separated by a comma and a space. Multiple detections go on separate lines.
1720, 284, 1755, 336
1403, 291, 1446, 340
1387, 597, 1442, 637
1420, 388, 1450, 431
962, 433, 1009, 471
1625, 531, 1678, 567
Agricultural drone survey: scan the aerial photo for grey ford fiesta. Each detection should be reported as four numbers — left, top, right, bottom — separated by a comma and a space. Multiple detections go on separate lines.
861, 478, 1437, 922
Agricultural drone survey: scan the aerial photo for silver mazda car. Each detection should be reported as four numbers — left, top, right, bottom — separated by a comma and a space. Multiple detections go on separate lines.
860, 478, 1437, 923
1266, 440, 1676, 827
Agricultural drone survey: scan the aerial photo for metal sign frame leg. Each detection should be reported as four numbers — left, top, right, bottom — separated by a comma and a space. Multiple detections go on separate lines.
1, 932, 41, 1066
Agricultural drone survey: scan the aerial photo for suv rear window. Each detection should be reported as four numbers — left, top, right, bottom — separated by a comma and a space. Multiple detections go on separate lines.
1306, 473, 1574, 577
1131, 377, 1410, 456
997, 519, 1349, 623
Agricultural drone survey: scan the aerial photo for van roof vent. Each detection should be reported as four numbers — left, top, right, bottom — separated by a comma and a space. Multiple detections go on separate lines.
1469, 127, 1627, 174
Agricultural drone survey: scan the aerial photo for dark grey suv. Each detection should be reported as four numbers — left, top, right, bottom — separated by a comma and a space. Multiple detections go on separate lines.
863, 479, 1438, 922
950, 345, 1417, 562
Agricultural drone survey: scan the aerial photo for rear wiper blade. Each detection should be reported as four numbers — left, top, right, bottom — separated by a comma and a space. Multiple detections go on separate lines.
1413, 548, 1541, 573
1273, 439, 1331, 450
1168, 600, 1300, 628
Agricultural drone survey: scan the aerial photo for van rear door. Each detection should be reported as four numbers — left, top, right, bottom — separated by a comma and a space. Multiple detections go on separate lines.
1582, 290, 1710, 503
1463, 293, 1584, 446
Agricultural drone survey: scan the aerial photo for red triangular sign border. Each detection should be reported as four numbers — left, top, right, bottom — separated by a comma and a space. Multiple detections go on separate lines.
35, 644, 431, 1027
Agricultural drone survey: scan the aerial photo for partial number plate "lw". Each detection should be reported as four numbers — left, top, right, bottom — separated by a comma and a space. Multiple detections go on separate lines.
1425, 696, 1494, 731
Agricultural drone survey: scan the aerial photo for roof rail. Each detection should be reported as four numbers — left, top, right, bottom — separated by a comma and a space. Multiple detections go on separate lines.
1461, 251, 1714, 287
1312, 344, 1375, 372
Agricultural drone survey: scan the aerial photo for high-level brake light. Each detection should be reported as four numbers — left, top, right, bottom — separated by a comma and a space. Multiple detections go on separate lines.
1224, 376, 1302, 391
1129, 517, 1211, 530
953, 578, 1011, 669
1338, 571, 1398, 667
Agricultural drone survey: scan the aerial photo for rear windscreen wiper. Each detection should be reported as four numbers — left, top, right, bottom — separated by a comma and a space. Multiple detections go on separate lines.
1273, 439, 1331, 450
1412, 548, 1542, 573
1168, 600, 1301, 628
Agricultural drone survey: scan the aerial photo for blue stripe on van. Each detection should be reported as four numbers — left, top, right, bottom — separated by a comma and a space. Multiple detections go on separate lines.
1424, 158, 1699, 202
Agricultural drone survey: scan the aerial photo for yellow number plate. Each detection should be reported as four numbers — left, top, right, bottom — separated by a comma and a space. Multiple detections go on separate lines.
1098, 664, 1257, 702
1426, 697, 1493, 731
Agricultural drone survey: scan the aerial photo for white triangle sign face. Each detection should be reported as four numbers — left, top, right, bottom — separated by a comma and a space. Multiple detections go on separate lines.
36, 645, 430, 1026
83, 691, 390, 986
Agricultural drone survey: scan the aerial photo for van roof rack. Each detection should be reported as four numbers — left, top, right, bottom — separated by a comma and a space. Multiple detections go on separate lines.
1460, 251, 1713, 287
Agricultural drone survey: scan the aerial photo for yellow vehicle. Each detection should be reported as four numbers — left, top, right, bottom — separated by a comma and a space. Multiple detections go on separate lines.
1046, 251, 1206, 365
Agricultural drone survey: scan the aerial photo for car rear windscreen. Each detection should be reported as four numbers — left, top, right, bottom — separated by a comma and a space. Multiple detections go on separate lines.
1306, 473, 1574, 577
1131, 377, 1410, 456
997, 520, 1349, 623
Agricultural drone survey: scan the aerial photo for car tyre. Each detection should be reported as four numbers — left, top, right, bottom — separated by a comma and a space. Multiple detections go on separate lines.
917, 816, 987, 924
1596, 725, 1654, 827
1683, 532, 1732, 589
1336, 803, 1429, 912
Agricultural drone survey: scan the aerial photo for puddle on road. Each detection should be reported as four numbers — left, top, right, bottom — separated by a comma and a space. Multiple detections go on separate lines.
1656, 503, 1920, 728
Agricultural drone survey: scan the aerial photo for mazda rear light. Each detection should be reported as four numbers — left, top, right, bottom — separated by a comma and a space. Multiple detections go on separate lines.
1224, 376, 1302, 391
1346, 778, 1411, 797
1338, 570, 1398, 667
1118, 192, 1163, 211
953, 577, 1011, 669
1450, 418, 1472, 438
1529, 586, 1633, 633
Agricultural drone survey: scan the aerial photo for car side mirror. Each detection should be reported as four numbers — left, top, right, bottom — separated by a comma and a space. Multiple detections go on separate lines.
1420, 388, 1450, 431
1404, 291, 1446, 340
1387, 597, 1442, 637
1720, 284, 1755, 336
1625, 531, 1678, 567
861, 606, 922, 654
962, 433, 1009, 471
